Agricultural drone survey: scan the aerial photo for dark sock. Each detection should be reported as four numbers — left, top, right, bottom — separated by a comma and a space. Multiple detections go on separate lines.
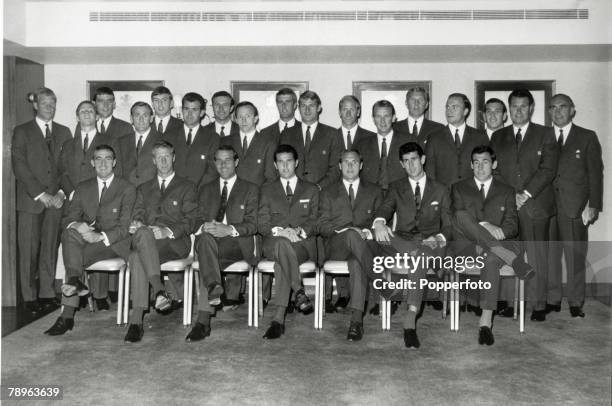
273, 306, 286, 324
197, 311, 211, 326
131, 307, 145, 325
350, 309, 363, 323
148, 275, 164, 294
61, 305, 77, 319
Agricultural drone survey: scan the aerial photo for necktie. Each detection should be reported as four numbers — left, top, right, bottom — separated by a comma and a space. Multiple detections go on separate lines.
283, 122, 288, 132
158, 120, 163, 134
480, 183, 486, 200
414, 181, 421, 210
286, 181, 293, 202
412, 121, 418, 138
348, 183, 355, 207
220, 126, 226, 137
136, 135, 143, 155
100, 121, 106, 135
454, 128, 461, 149
44, 124, 52, 154
216, 181, 228, 222
558, 129, 564, 147
346, 130, 352, 150
381, 137, 387, 159
83, 133, 89, 153
187, 129, 193, 146
242, 135, 248, 154
160, 179, 166, 194
516, 128, 522, 147
380, 137, 388, 189
99, 181, 107, 202
305, 126, 312, 152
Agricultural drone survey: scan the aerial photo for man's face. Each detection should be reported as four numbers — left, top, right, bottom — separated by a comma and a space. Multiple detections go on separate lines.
484, 102, 507, 131
445, 96, 468, 127
212, 96, 233, 123
95, 94, 115, 119
406, 91, 428, 118
151, 94, 173, 117
91, 149, 116, 179
339, 99, 360, 129
34, 95, 56, 122
236, 105, 258, 134
131, 106, 153, 133
77, 103, 96, 128
298, 98, 320, 125
372, 106, 395, 135
152, 147, 175, 177
339, 152, 362, 182
471, 152, 497, 182
182, 100, 205, 128
509, 96, 534, 126
548, 96, 575, 128
400, 151, 426, 179
276, 94, 297, 121
274, 152, 298, 179
214, 149, 238, 180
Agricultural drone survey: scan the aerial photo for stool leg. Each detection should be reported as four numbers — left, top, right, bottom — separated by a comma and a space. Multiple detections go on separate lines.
248, 267, 253, 327
253, 269, 259, 328
442, 272, 448, 320
117, 267, 124, 325
513, 277, 519, 320
123, 268, 130, 324
519, 279, 525, 333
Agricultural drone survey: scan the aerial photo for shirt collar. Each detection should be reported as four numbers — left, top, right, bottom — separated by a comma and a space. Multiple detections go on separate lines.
448, 122, 466, 137
215, 120, 231, 135
97, 174, 114, 187
302, 121, 318, 134
474, 176, 493, 191
554, 122, 572, 138
98, 116, 112, 128
158, 171, 175, 186
156, 115, 170, 127
408, 115, 424, 128
513, 122, 530, 135
342, 177, 360, 192
408, 174, 426, 192
134, 127, 151, 142
35, 116, 52, 134
281, 175, 298, 190
279, 118, 296, 132
240, 129, 257, 141
220, 174, 238, 190
184, 124, 200, 135
377, 130, 393, 140
341, 124, 359, 136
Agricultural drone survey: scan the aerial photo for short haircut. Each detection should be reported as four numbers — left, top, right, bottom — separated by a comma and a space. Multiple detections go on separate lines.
448, 92, 472, 118
152, 140, 175, 155
151, 86, 173, 100
508, 89, 534, 106
338, 95, 361, 111
93, 87, 115, 102
75, 100, 95, 115
406, 87, 430, 103
212, 90, 235, 107
372, 99, 396, 117
398, 142, 424, 159
276, 87, 297, 103
216, 144, 239, 161
274, 144, 299, 162
485, 98, 507, 114
93, 144, 116, 160
235, 101, 259, 117
299, 90, 321, 106
551, 93, 575, 108
29, 87, 57, 103
340, 149, 362, 163
471, 145, 497, 162
182, 92, 206, 110
130, 101, 153, 116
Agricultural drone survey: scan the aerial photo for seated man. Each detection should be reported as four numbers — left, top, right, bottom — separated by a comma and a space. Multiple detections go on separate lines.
319, 149, 385, 341
186, 145, 259, 342
258, 144, 318, 339
451, 145, 533, 346
124, 140, 199, 343
373, 142, 452, 349
45, 145, 136, 335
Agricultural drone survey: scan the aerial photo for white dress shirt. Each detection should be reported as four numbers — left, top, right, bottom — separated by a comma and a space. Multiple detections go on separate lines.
240, 130, 257, 149
448, 123, 466, 143
278, 118, 296, 132
134, 127, 151, 148
35, 116, 52, 135
474, 176, 493, 199
183, 124, 200, 143
97, 116, 112, 134
155, 115, 171, 133
407, 116, 424, 135
301, 122, 319, 144
377, 131, 394, 157
215, 120, 232, 136
554, 122, 572, 145
341, 124, 359, 148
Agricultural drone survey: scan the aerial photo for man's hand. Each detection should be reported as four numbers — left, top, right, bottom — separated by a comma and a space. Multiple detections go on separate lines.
422, 236, 438, 250
582, 207, 598, 226
38, 192, 55, 208
347, 227, 367, 240
51, 193, 65, 209
203, 221, 233, 238
82, 231, 102, 244
129, 220, 144, 234
149, 225, 172, 240
373, 220, 394, 243
516, 192, 529, 210
480, 222, 505, 241
279, 228, 302, 243
71, 222, 94, 235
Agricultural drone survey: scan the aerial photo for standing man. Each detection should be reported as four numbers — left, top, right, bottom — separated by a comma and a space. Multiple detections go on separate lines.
91, 87, 133, 139
260, 88, 301, 142
203, 91, 240, 138
337, 95, 375, 150
393, 86, 445, 147
280, 91, 342, 190
12, 87, 72, 313
547, 94, 603, 318
151, 86, 183, 136
44, 145, 136, 335
483, 98, 508, 139
490, 89, 559, 321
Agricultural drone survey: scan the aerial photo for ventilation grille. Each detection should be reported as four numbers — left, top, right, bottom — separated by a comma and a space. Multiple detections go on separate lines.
90, 9, 588, 22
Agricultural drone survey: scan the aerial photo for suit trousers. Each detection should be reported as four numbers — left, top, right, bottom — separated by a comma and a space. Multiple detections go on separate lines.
518, 209, 551, 311
17, 207, 62, 301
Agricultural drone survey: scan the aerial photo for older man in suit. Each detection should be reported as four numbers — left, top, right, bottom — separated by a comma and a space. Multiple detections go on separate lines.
280, 91, 341, 190
202, 91, 240, 138
91, 87, 133, 139
260, 88, 300, 142
393, 86, 445, 147
337, 95, 376, 150
13, 87, 72, 313
490, 89, 559, 321
547, 94, 603, 318
44, 145, 136, 335
258, 144, 318, 339
151, 86, 183, 136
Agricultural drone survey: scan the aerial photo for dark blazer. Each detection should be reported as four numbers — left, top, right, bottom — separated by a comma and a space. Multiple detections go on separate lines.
220, 131, 278, 186
280, 122, 342, 189
76, 116, 132, 140
553, 124, 604, 218
165, 125, 220, 188
260, 120, 301, 144
12, 119, 72, 214
116, 129, 163, 187
451, 178, 518, 240
394, 118, 445, 147
490, 123, 559, 219
198, 177, 260, 264
63, 176, 136, 258
258, 178, 319, 260
425, 125, 489, 187
376, 176, 452, 240
336, 126, 376, 150
156, 115, 183, 136
353, 131, 413, 189
202, 121, 240, 138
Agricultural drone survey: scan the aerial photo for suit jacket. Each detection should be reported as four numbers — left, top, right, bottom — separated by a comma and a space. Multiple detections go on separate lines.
394, 118, 445, 147
553, 124, 604, 218
490, 123, 559, 219
156, 115, 183, 136
62, 176, 136, 258
336, 126, 376, 150
425, 125, 489, 187
76, 116, 132, 140
280, 122, 342, 189
451, 178, 518, 240
220, 131, 278, 186
258, 178, 319, 260
202, 121, 240, 138
260, 120, 301, 144
116, 129, 163, 187
376, 176, 452, 240
198, 177, 260, 264
165, 126, 220, 188
12, 119, 72, 214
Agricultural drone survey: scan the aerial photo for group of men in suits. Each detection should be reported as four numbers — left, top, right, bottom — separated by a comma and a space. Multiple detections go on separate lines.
12, 84, 603, 348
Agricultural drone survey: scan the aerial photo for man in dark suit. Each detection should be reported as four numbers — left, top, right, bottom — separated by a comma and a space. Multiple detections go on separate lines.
373, 142, 452, 348
260, 88, 300, 142
280, 90, 341, 190
319, 149, 385, 340
337, 95, 376, 150
490, 89, 559, 321
220, 101, 278, 186
165, 92, 220, 187
393, 86, 445, 147
258, 144, 318, 339
354, 100, 411, 194
91, 87, 133, 139
484, 98, 508, 140
44, 145, 136, 335
123, 140, 199, 342
451, 145, 533, 345
547, 94, 603, 318
12, 87, 72, 313
426, 93, 489, 188
202, 91, 240, 138
186, 145, 260, 341
151, 86, 183, 136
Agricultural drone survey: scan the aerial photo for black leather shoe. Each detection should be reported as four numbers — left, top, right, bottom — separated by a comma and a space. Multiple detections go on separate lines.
294, 289, 314, 315
369, 304, 380, 316
347, 322, 364, 341
61, 279, 89, 297
334, 297, 350, 311
466, 304, 482, 316
570, 306, 585, 318
478, 326, 495, 345
428, 300, 444, 311
545, 303, 561, 313
263, 321, 285, 339
96, 298, 110, 311
154, 290, 172, 311
325, 300, 336, 314
403, 328, 420, 349
512, 257, 534, 280
124, 324, 144, 343
24, 300, 42, 314
530, 310, 546, 321
498, 307, 514, 318
207, 282, 224, 306
44, 317, 74, 335
185, 322, 211, 342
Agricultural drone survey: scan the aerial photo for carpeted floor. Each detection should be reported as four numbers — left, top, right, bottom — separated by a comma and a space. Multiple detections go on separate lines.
2, 299, 610, 406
